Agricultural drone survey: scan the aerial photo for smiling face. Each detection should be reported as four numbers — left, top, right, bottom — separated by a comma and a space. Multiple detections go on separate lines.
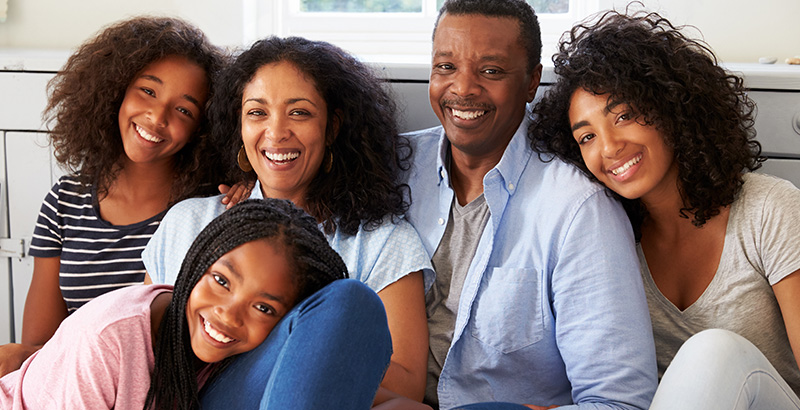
118, 55, 209, 167
185, 238, 298, 364
429, 13, 540, 160
568, 88, 679, 203
241, 61, 333, 209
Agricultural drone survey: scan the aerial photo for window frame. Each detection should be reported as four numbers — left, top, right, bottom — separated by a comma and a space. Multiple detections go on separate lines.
246, 0, 600, 65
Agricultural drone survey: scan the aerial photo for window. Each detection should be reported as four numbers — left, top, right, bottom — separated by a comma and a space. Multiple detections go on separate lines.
246, 0, 599, 66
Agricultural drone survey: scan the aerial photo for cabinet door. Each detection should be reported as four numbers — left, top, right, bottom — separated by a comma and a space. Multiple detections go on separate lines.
5, 131, 61, 341
0, 131, 10, 344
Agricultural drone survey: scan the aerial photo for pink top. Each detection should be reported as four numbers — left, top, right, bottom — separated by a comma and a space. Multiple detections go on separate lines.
0, 284, 172, 409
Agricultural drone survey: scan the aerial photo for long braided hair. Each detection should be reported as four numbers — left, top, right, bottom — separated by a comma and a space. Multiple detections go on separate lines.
144, 198, 348, 410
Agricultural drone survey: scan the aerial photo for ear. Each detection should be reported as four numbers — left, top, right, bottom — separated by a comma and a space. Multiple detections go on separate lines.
327, 109, 343, 145
526, 63, 543, 103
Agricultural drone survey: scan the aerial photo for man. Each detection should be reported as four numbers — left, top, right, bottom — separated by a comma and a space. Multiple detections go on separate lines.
404, 1, 658, 408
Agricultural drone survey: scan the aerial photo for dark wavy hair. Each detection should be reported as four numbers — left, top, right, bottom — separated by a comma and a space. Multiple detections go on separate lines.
144, 198, 348, 410
209, 36, 411, 236
433, 0, 542, 71
43, 16, 227, 203
529, 7, 763, 236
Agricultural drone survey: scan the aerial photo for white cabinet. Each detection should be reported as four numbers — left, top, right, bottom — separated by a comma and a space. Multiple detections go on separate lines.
0, 70, 56, 343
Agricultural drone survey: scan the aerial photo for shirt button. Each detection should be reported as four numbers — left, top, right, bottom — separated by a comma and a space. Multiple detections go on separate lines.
508, 183, 515, 190
440, 169, 446, 178
438, 218, 445, 225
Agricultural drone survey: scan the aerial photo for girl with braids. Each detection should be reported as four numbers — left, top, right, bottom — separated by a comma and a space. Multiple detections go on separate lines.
0, 198, 392, 409
0, 16, 226, 377
529, 8, 800, 410
143, 36, 433, 409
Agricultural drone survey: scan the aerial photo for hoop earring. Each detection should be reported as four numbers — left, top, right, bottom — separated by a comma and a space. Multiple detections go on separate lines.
237, 145, 253, 172
324, 149, 333, 173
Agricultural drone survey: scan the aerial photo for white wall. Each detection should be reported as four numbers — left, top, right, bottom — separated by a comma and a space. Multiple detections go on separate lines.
0, 0, 797, 64
599, 0, 800, 64
0, 0, 245, 50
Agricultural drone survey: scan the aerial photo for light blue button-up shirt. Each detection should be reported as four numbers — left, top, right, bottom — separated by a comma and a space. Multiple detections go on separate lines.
404, 117, 657, 410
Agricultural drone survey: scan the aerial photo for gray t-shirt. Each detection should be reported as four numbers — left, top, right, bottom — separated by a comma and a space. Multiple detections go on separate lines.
424, 194, 490, 406
641, 172, 800, 395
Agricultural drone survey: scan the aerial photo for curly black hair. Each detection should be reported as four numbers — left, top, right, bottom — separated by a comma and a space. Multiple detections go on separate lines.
209, 36, 411, 236
433, 0, 542, 71
43, 16, 228, 203
144, 198, 348, 410
528, 7, 763, 235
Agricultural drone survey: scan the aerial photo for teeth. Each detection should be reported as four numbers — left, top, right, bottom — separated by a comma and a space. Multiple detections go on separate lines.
264, 151, 300, 162
135, 125, 163, 143
611, 154, 642, 176
204, 319, 234, 343
451, 109, 486, 120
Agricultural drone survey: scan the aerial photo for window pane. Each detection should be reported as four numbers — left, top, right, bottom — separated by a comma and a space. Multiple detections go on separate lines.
301, 0, 422, 12
431, 0, 568, 14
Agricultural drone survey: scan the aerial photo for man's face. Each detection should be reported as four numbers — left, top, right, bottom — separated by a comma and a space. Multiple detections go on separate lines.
429, 13, 541, 159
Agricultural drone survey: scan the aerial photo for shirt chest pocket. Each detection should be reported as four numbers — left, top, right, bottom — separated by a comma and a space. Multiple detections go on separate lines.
469, 268, 545, 354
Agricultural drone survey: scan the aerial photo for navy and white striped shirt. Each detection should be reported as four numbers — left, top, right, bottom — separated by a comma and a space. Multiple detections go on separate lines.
28, 175, 165, 313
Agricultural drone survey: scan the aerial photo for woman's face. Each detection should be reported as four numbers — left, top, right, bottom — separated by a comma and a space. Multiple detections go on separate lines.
240, 61, 333, 209
186, 238, 298, 364
118, 55, 209, 167
568, 88, 679, 204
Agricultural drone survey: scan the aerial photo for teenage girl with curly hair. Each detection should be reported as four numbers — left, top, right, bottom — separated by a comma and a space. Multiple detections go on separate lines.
0, 198, 392, 409
0, 16, 226, 376
529, 8, 800, 409
144, 36, 433, 408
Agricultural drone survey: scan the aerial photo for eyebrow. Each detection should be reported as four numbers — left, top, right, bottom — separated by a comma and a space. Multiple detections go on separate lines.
138, 74, 202, 110
571, 120, 589, 133
216, 258, 290, 306
242, 97, 317, 107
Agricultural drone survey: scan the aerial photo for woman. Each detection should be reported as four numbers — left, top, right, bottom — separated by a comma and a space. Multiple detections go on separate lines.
529, 9, 800, 410
143, 36, 432, 408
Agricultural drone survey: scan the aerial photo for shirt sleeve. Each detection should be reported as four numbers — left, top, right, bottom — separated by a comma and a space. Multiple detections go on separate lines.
551, 191, 658, 410
359, 219, 434, 293
28, 180, 64, 258
760, 178, 800, 285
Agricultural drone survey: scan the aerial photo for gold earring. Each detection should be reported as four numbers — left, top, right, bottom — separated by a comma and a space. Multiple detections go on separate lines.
324, 149, 333, 173
237, 145, 253, 172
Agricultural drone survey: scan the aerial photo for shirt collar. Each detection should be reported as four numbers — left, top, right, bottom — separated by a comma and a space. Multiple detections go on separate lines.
434, 115, 533, 194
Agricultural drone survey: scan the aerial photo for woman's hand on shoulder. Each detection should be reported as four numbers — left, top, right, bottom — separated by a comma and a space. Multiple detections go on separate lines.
0, 343, 39, 377
218, 181, 255, 209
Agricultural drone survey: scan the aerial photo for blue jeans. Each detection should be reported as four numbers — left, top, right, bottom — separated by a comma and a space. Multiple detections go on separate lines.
453, 404, 530, 409
651, 329, 800, 410
200, 279, 392, 410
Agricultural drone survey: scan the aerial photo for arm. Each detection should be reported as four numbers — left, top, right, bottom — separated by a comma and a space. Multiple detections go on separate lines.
551, 192, 657, 409
2, 257, 70, 373
373, 271, 428, 405
772, 269, 800, 368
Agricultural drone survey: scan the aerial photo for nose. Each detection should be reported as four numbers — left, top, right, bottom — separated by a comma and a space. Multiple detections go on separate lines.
214, 301, 244, 328
264, 115, 290, 143
450, 69, 481, 97
147, 103, 168, 129
599, 132, 625, 158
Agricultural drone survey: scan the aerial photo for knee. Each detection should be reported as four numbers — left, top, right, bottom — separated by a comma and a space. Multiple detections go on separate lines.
302, 279, 388, 325
672, 329, 762, 374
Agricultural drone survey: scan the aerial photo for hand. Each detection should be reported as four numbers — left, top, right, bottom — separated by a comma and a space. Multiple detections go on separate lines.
523, 405, 558, 410
218, 180, 255, 209
0, 343, 39, 377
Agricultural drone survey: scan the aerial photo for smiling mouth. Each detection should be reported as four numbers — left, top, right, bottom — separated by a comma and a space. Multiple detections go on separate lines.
135, 124, 164, 143
263, 150, 300, 164
610, 154, 643, 176
204, 318, 235, 344
450, 108, 487, 120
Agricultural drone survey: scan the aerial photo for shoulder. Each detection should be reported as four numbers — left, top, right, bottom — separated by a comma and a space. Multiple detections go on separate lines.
522, 156, 610, 209
62, 284, 172, 332
736, 173, 800, 217
162, 195, 227, 226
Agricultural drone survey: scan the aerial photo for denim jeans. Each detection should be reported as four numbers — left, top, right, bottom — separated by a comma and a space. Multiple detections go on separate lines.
200, 279, 392, 410
651, 328, 800, 410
